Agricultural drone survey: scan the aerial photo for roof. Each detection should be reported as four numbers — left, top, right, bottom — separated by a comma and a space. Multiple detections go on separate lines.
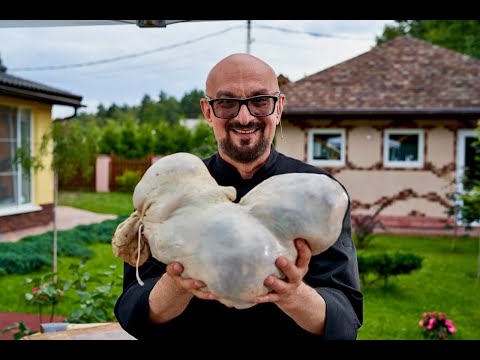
0, 64, 83, 108
281, 36, 480, 118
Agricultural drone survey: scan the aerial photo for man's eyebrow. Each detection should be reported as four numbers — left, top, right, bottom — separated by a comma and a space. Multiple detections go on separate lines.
215, 91, 236, 98
215, 89, 273, 98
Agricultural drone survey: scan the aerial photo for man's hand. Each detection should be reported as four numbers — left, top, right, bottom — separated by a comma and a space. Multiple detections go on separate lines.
166, 261, 220, 302
254, 238, 312, 305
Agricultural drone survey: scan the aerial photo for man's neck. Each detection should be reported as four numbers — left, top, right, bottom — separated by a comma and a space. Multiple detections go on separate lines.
219, 149, 271, 179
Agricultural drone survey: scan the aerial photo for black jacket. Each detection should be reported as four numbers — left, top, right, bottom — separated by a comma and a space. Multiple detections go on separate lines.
114, 148, 363, 341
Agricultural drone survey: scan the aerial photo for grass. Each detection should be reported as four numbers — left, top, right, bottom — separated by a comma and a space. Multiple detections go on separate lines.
0, 243, 124, 318
3, 190, 480, 339
357, 234, 480, 340
58, 190, 133, 215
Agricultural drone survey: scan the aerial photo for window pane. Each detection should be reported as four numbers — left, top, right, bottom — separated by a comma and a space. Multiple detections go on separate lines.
388, 134, 419, 162
21, 169, 31, 204
0, 105, 16, 138
463, 136, 479, 191
312, 133, 341, 160
0, 106, 32, 207
0, 142, 15, 172
19, 108, 32, 204
0, 174, 16, 207
0, 106, 19, 207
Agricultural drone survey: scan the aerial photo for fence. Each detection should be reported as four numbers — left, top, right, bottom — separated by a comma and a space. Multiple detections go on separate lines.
109, 153, 153, 191
58, 167, 96, 190
59, 153, 157, 192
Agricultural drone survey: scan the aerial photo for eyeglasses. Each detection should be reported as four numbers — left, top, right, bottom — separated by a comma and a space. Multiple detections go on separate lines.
205, 93, 280, 119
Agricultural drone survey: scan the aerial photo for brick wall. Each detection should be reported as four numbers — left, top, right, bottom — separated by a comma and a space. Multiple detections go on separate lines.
0, 204, 53, 234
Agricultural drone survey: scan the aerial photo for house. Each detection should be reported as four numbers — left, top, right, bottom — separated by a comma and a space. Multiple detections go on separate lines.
0, 59, 83, 236
277, 36, 480, 235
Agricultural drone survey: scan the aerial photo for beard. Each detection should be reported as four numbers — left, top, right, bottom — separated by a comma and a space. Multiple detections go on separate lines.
218, 122, 271, 164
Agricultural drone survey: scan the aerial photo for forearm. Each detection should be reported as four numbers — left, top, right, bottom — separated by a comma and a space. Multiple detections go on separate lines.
276, 282, 326, 336
148, 272, 194, 324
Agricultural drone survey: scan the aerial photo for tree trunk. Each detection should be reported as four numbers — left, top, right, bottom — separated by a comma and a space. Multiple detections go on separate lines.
52, 171, 58, 284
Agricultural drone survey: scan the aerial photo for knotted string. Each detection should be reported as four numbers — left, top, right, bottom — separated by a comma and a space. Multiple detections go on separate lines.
136, 223, 145, 286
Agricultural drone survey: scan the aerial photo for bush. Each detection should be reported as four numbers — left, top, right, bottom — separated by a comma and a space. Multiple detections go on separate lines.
0, 251, 51, 275
115, 170, 141, 192
0, 216, 126, 276
66, 262, 122, 323
358, 251, 424, 287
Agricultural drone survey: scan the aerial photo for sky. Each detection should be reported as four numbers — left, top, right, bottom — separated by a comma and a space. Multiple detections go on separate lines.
0, 20, 395, 119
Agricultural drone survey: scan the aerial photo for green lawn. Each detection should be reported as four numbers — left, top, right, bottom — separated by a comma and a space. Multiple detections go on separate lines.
58, 190, 133, 215
2, 190, 479, 339
357, 235, 479, 340
0, 243, 124, 318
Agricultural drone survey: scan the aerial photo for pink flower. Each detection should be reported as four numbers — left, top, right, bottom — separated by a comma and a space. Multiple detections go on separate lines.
419, 311, 457, 339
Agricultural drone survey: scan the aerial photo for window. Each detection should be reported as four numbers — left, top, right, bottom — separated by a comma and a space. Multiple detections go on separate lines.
0, 105, 33, 210
383, 129, 424, 168
307, 129, 345, 166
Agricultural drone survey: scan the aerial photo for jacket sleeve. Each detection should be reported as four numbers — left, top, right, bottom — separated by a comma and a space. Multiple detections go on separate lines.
306, 206, 364, 340
114, 257, 166, 339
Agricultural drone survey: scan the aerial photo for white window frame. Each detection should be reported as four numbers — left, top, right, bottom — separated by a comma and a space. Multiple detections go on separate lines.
0, 106, 39, 216
383, 129, 424, 168
307, 129, 346, 167
456, 129, 479, 227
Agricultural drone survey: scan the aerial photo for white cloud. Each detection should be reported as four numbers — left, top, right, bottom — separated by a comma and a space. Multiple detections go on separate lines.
0, 20, 395, 118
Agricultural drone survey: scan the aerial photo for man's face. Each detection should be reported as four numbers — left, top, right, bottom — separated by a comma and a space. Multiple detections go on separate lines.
201, 88, 284, 164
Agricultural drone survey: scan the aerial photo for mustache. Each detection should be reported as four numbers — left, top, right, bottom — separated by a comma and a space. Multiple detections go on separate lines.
225, 122, 265, 131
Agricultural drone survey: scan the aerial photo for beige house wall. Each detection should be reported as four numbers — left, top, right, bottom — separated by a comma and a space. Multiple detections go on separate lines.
0, 95, 54, 206
275, 123, 305, 161
276, 118, 465, 219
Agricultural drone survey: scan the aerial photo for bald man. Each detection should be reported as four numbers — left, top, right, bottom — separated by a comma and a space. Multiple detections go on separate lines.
114, 53, 363, 341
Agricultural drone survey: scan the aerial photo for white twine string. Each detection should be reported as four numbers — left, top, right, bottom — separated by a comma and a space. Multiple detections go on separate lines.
136, 223, 145, 286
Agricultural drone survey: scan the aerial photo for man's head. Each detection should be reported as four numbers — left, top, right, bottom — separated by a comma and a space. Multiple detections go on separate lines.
200, 53, 284, 165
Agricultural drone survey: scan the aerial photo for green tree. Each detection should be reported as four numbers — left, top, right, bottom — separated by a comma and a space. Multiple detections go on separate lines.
180, 89, 204, 119
13, 118, 101, 282
190, 121, 217, 158
157, 91, 182, 126
376, 20, 480, 58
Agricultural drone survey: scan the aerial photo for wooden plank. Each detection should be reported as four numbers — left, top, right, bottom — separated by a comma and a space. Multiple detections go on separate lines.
22, 322, 136, 340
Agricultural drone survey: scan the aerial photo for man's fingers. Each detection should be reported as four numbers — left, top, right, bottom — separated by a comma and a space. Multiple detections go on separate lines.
166, 262, 183, 276
275, 256, 301, 284
191, 289, 219, 301
295, 238, 311, 269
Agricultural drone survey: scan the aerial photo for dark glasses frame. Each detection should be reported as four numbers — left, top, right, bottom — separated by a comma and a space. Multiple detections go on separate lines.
205, 92, 281, 119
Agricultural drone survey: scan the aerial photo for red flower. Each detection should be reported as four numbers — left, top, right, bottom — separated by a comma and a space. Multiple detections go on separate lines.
31, 286, 48, 300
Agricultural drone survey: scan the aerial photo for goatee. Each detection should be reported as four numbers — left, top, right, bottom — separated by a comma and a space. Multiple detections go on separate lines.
219, 124, 270, 164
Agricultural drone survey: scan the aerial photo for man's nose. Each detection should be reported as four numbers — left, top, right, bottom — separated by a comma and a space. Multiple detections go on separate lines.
237, 103, 252, 125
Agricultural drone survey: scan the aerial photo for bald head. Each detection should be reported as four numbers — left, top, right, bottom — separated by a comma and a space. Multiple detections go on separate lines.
205, 53, 279, 98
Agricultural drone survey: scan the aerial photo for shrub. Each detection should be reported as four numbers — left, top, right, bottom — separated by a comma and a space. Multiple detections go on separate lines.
66, 262, 123, 323
115, 170, 141, 192
358, 251, 423, 287
0, 216, 126, 276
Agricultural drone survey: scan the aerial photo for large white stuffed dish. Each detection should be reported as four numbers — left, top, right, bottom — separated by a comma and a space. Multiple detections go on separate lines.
112, 152, 349, 309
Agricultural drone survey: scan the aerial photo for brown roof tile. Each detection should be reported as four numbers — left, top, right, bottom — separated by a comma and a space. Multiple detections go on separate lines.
281, 36, 480, 116
0, 66, 83, 108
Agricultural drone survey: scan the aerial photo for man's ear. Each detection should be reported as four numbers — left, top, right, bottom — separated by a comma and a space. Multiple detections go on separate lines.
200, 98, 214, 127
112, 210, 151, 267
